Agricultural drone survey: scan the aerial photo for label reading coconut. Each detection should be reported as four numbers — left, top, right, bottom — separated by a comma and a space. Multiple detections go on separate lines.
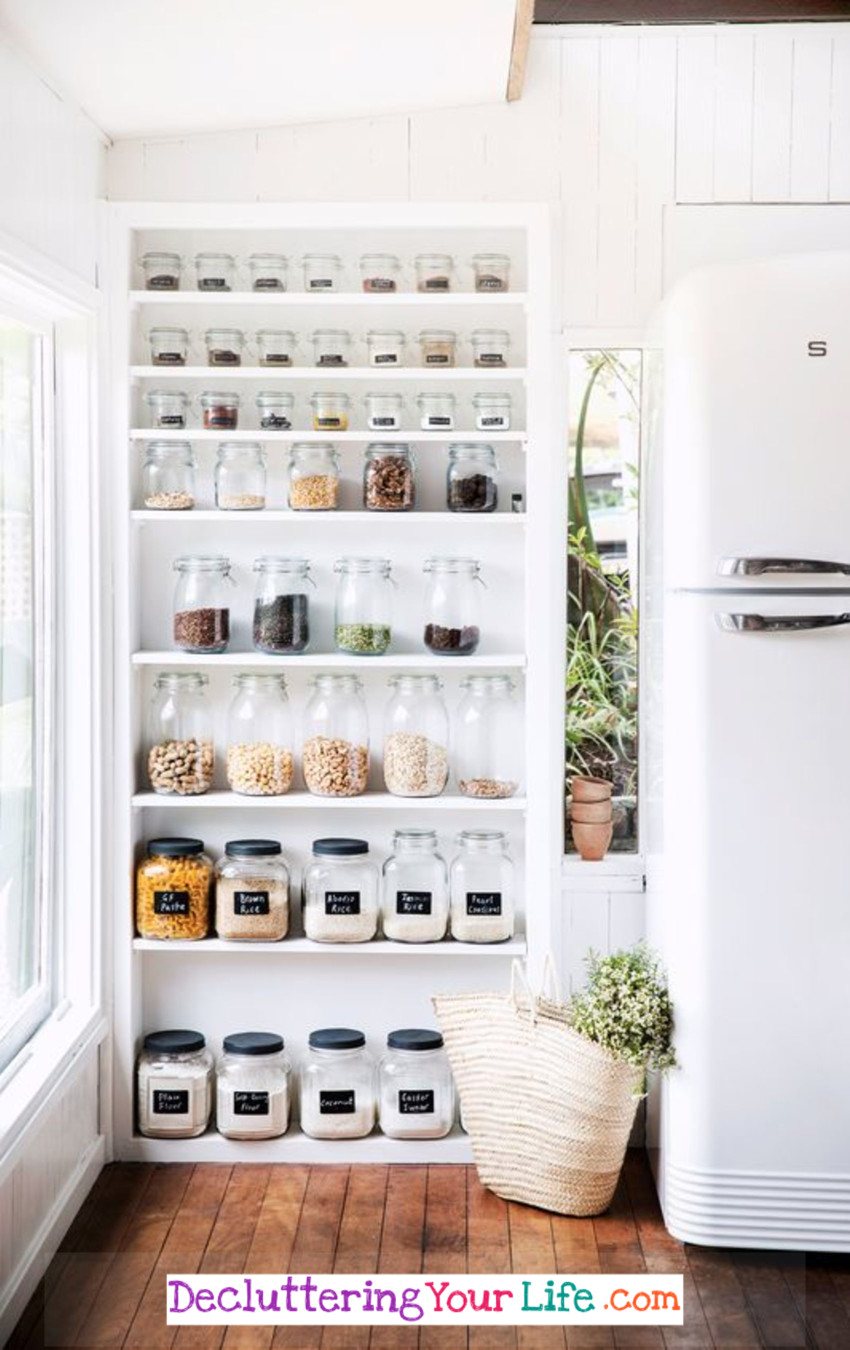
399, 1089, 435, 1115
153, 890, 190, 916
325, 891, 360, 916
396, 891, 432, 916
234, 1091, 270, 1116
320, 1090, 356, 1114
152, 1088, 189, 1115
466, 892, 502, 917
234, 890, 270, 917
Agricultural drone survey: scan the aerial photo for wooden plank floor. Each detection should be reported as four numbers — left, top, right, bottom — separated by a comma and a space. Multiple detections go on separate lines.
7, 1151, 848, 1349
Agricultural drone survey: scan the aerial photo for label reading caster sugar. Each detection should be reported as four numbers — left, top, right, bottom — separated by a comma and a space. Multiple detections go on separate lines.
466, 892, 502, 917
320, 1090, 356, 1114
399, 1089, 435, 1115
396, 891, 432, 916
153, 889, 190, 916
234, 1091, 270, 1116
234, 890, 270, 917
152, 1089, 190, 1114
325, 891, 360, 916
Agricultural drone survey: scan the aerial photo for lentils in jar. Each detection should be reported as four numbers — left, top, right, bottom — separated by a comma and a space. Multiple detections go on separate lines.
136, 838, 212, 941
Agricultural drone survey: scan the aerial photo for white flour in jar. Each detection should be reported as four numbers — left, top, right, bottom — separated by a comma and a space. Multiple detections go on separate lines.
300, 1087, 375, 1138
138, 1062, 212, 1137
217, 1075, 289, 1138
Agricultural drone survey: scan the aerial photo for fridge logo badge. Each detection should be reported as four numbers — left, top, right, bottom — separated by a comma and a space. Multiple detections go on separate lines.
808, 340, 828, 357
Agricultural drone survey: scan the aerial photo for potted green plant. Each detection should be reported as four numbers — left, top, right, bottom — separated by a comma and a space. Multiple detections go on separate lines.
568, 943, 676, 1092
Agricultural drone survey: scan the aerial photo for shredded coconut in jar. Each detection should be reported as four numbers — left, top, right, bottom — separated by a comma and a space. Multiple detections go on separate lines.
300, 1090, 375, 1139
459, 777, 518, 799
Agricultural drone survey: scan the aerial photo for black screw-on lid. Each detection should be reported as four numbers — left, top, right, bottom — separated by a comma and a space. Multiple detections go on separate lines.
308, 1027, 366, 1050
143, 1029, 206, 1055
225, 839, 282, 858
312, 838, 369, 857
147, 838, 204, 858
387, 1028, 444, 1052
223, 1031, 284, 1056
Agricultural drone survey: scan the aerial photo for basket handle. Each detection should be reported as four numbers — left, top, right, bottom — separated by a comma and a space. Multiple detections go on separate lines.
541, 953, 563, 1004
509, 959, 538, 1024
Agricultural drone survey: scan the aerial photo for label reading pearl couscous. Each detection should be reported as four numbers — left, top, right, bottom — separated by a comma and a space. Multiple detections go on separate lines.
466, 892, 502, 916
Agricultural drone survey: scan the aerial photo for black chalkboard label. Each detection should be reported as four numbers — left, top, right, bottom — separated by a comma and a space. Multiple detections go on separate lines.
148, 275, 178, 289
480, 415, 506, 427
424, 277, 450, 290
320, 1090, 356, 1114
325, 891, 360, 916
234, 1091, 270, 1116
234, 890, 270, 916
152, 1089, 189, 1114
374, 353, 398, 364
396, 891, 432, 916
153, 890, 190, 916
466, 892, 502, 916
254, 278, 282, 290
425, 353, 450, 365
199, 277, 228, 289
154, 352, 184, 364
399, 1089, 435, 1115
318, 354, 345, 366
477, 353, 505, 366
372, 417, 397, 427
426, 416, 452, 427
159, 414, 185, 426
309, 278, 333, 289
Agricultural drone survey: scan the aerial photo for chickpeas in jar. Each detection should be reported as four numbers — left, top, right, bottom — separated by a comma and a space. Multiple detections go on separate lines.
136, 837, 213, 941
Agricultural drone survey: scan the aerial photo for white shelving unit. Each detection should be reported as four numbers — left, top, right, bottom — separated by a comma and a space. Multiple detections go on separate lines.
107, 202, 563, 1164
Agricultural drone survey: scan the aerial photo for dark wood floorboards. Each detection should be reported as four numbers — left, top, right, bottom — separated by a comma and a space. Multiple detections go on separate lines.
7, 1151, 848, 1349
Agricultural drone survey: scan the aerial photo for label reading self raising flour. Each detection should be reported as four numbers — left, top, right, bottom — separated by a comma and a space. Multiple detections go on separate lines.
466, 892, 502, 917
396, 891, 432, 916
234, 891, 270, 916
325, 891, 360, 916
233, 1091, 270, 1116
153, 890, 190, 916
399, 1089, 435, 1115
320, 1090, 356, 1114
152, 1088, 190, 1114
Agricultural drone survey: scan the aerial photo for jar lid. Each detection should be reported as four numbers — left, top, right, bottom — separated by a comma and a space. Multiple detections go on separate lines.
200, 392, 241, 406
366, 329, 405, 340
225, 839, 282, 857
310, 392, 351, 406
472, 329, 511, 342
249, 253, 288, 264
146, 439, 194, 455
144, 1028, 205, 1054
145, 389, 189, 403
223, 1031, 285, 1056
256, 391, 295, 405
472, 392, 512, 405
415, 253, 454, 265
147, 837, 205, 857
312, 837, 369, 857
309, 1027, 366, 1050
423, 555, 480, 574
256, 329, 296, 341
149, 326, 188, 337
448, 443, 496, 459
364, 442, 411, 456
417, 391, 456, 405
253, 555, 310, 573
204, 328, 244, 342
387, 1028, 444, 1051
141, 250, 181, 263
302, 253, 342, 264
418, 329, 457, 341
471, 252, 510, 264
195, 251, 234, 263
173, 553, 231, 572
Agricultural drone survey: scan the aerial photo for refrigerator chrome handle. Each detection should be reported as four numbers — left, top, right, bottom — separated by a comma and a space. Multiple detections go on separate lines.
716, 612, 850, 633
717, 555, 850, 577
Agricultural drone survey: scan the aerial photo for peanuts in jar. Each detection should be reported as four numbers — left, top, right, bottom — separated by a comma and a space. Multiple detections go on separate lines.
147, 671, 214, 795
136, 837, 212, 941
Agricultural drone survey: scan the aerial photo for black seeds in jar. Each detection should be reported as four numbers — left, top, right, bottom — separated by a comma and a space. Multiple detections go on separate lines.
448, 474, 497, 513
259, 413, 292, 429
253, 595, 310, 654
424, 624, 480, 655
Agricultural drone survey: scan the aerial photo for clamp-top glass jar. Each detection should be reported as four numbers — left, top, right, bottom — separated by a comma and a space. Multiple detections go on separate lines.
138, 1030, 213, 1138
172, 555, 232, 653
366, 330, 405, 366
334, 557, 394, 654
455, 675, 522, 799
310, 392, 350, 432
302, 253, 342, 292
215, 841, 290, 941
303, 838, 379, 943
450, 830, 515, 943
200, 391, 240, 430
140, 250, 181, 290
249, 253, 288, 292
226, 674, 294, 796
415, 253, 454, 292
136, 837, 213, 941
252, 556, 312, 654
195, 251, 234, 291
256, 391, 294, 429
204, 327, 244, 367
312, 329, 351, 368
381, 829, 448, 943
473, 392, 512, 431
471, 253, 511, 292
149, 326, 188, 366
288, 443, 341, 511
382, 675, 449, 798
302, 674, 370, 797
257, 330, 296, 367
215, 442, 266, 510
418, 329, 457, 367
148, 671, 214, 796
379, 1030, 455, 1138
417, 392, 456, 431
363, 444, 415, 512
300, 1028, 376, 1138
447, 443, 498, 513
217, 1033, 291, 1138
365, 392, 404, 431
145, 389, 189, 429
142, 441, 195, 510
423, 556, 484, 655
360, 254, 401, 293
472, 329, 511, 368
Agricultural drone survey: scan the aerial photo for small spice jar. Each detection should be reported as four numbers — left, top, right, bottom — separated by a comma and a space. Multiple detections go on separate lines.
471, 329, 510, 368
147, 672, 214, 797
288, 443, 340, 510
417, 392, 456, 431
302, 253, 343, 292
312, 329, 351, 368
310, 391, 351, 432
253, 556, 312, 654
194, 251, 234, 291
300, 1029, 376, 1138
471, 253, 511, 292
446, 443, 499, 513
226, 674, 294, 797
215, 840, 290, 940
423, 556, 484, 655
248, 253, 288, 292
334, 556, 394, 655
148, 326, 188, 366
136, 837, 213, 941
418, 329, 457, 368
382, 676, 448, 798
415, 253, 454, 292
140, 250, 181, 291
256, 391, 294, 430
364, 392, 404, 431
455, 674, 522, 799
138, 1030, 213, 1138
200, 391, 240, 430
379, 1029, 454, 1138
217, 1033, 291, 1138
366, 330, 405, 367
256, 329, 296, 367
473, 392, 512, 431
363, 443, 415, 512
360, 253, 401, 293
145, 388, 189, 430
215, 441, 266, 511
381, 829, 449, 943
302, 674, 370, 797
204, 327, 244, 367
173, 555, 232, 653
450, 830, 516, 943
142, 441, 196, 511
303, 838, 379, 944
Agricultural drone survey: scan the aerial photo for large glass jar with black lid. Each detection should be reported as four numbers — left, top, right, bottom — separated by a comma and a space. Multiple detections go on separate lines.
449, 830, 515, 943
303, 838, 379, 943
217, 1033, 291, 1139
172, 555, 232, 652
334, 557, 394, 655
379, 1030, 454, 1139
382, 675, 448, 798
423, 556, 483, 655
447, 444, 498, 513
364, 444, 415, 512
226, 674, 294, 797
137, 1030, 213, 1137
147, 672, 214, 796
215, 839, 290, 940
142, 441, 196, 511
455, 674, 522, 799
302, 674, 370, 797
136, 837, 212, 941
300, 1029, 376, 1138
215, 442, 266, 511
381, 829, 448, 943
252, 556, 312, 654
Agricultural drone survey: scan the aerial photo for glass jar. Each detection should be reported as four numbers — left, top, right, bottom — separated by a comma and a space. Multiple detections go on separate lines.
256, 390, 294, 430
363, 443, 415, 512
138, 1030, 213, 1138
249, 253, 288, 292
334, 556, 393, 655
382, 675, 448, 798
204, 327, 244, 367
148, 326, 188, 366
379, 1030, 454, 1138
471, 253, 511, 292
195, 251, 234, 291
200, 391, 240, 430
140, 250, 181, 291
473, 392, 512, 432
172, 555, 232, 653
312, 329, 351, 367
215, 841, 290, 940
226, 674, 294, 797
423, 556, 483, 655
417, 392, 456, 432
418, 329, 457, 368
450, 830, 515, 943
288, 443, 340, 510
142, 441, 196, 511
360, 254, 401, 293
381, 829, 448, 943
257, 329, 296, 367
472, 329, 510, 368
252, 556, 312, 655
447, 443, 498, 513
310, 392, 351, 432
303, 839, 379, 943
136, 837, 213, 941
215, 441, 266, 510
366, 330, 405, 367
147, 672, 214, 796
145, 388, 189, 430
301, 1029, 376, 1138
302, 674, 370, 797
217, 1033, 291, 1138
415, 253, 454, 292
302, 253, 343, 292
455, 675, 522, 799
364, 392, 404, 431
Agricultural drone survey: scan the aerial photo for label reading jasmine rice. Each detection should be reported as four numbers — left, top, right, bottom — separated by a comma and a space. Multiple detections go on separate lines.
320, 1090, 356, 1114
325, 891, 360, 916
399, 1089, 435, 1115
396, 891, 432, 915
466, 892, 502, 916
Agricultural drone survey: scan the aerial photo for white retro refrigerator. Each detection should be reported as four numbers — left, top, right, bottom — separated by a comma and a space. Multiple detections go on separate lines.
645, 252, 850, 1250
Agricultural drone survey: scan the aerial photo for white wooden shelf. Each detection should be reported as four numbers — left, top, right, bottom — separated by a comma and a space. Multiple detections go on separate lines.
131, 510, 525, 525
120, 1126, 474, 1164
129, 428, 527, 444
132, 936, 526, 956
130, 290, 528, 309
132, 790, 527, 811
132, 650, 527, 668
130, 365, 527, 381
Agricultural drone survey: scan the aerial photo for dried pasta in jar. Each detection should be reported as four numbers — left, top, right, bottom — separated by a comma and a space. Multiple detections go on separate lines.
136, 837, 212, 941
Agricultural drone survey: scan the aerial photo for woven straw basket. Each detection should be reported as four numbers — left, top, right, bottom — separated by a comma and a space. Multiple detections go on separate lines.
433, 959, 642, 1217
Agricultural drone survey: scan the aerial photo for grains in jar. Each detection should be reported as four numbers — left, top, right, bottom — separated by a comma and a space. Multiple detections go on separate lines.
217, 1033, 291, 1138
215, 839, 290, 941
136, 837, 213, 941
363, 443, 415, 512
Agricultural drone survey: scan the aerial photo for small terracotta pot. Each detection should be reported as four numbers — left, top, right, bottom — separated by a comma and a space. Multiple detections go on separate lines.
571, 776, 613, 804
571, 820, 614, 862
570, 800, 613, 824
